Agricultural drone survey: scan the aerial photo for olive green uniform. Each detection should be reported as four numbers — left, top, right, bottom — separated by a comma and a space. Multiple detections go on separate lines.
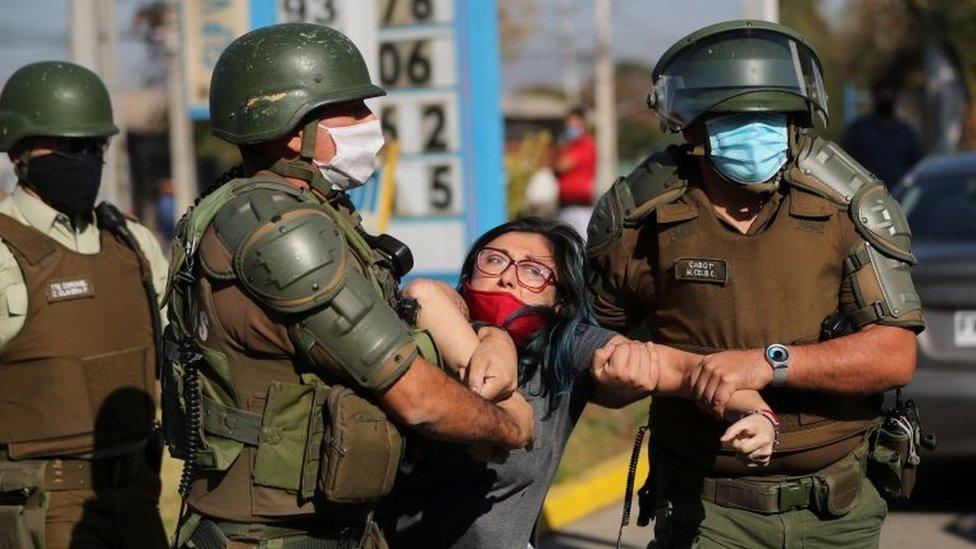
162, 24, 423, 549
587, 20, 923, 549
0, 62, 169, 549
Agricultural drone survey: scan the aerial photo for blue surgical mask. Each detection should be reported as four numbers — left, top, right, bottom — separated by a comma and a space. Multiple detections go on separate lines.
706, 113, 789, 185
564, 126, 584, 142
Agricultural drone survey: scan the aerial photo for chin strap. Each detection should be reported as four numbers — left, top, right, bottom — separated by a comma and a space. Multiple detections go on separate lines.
243, 118, 337, 199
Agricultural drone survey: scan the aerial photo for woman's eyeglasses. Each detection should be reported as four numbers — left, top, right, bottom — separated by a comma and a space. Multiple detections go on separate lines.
475, 247, 556, 292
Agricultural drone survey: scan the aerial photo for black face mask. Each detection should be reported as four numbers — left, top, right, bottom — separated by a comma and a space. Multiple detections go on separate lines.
23, 148, 104, 229
874, 99, 896, 118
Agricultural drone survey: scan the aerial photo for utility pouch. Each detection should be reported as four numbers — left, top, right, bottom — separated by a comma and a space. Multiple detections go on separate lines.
0, 460, 47, 549
0, 506, 36, 549
253, 382, 318, 492
319, 387, 403, 503
867, 391, 934, 500
812, 446, 865, 517
868, 424, 915, 499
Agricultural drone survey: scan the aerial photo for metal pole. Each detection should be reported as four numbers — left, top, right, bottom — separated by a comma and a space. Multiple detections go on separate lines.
594, 0, 617, 192
70, 0, 131, 211
741, 0, 779, 22
167, 0, 197, 221
559, 0, 581, 104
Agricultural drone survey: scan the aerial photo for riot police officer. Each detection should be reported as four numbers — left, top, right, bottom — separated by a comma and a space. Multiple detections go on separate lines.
163, 23, 533, 548
0, 62, 169, 548
587, 20, 923, 548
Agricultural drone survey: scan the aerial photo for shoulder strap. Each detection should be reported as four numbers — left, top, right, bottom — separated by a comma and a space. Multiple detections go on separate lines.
0, 213, 58, 266
621, 144, 691, 225
586, 145, 691, 257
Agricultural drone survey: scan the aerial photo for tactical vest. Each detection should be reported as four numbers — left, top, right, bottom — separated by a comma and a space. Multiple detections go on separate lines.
599, 143, 881, 475
163, 174, 411, 523
0, 215, 156, 459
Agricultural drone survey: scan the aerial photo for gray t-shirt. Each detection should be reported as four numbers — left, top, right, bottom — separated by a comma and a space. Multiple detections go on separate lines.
377, 324, 617, 548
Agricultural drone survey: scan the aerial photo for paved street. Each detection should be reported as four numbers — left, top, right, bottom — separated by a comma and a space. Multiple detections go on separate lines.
541, 458, 976, 549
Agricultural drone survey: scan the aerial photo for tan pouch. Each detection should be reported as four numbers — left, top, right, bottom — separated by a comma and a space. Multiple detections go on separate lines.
0, 460, 47, 549
0, 505, 36, 549
319, 387, 403, 503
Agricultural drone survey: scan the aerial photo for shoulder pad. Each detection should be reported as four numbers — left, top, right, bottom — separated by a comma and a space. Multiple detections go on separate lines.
793, 136, 882, 205
850, 184, 916, 265
586, 146, 688, 257
214, 187, 349, 313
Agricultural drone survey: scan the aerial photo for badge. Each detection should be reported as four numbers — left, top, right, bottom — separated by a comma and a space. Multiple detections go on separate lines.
47, 277, 95, 302
673, 258, 728, 285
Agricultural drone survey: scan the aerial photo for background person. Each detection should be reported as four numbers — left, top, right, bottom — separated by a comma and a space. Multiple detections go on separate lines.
843, 80, 924, 189
556, 107, 598, 239
379, 218, 777, 549
0, 61, 169, 549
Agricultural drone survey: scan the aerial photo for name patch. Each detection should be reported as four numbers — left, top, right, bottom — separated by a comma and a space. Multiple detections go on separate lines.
674, 258, 728, 285
47, 277, 95, 302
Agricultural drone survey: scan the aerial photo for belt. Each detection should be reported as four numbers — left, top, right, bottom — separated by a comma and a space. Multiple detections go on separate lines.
187, 516, 367, 549
43, 452, 149, 491
701, 476, 816, 514
697, 439, 870, 515
202, 398, 263, 447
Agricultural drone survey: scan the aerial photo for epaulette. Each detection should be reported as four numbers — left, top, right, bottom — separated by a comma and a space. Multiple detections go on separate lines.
586, 145, 690, 257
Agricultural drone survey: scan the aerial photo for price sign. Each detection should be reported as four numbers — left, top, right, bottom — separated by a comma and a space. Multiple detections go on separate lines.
196, 0, 504, 281
277, 0, 339, 24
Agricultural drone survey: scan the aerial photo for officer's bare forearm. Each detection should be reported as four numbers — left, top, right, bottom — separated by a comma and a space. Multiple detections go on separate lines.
786, 324, 916, 393
656, 345, 770, 419
378, 357, 530, 448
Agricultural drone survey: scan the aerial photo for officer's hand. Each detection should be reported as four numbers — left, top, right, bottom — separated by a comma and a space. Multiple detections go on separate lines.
591, 339, 659, 402
689, 350, 773, 416
495, 391, 534, 449
721, 412, 775, 467
464, 326, 518, 402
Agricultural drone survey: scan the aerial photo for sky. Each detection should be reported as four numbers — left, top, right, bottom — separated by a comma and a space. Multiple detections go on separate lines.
0, 0, 850, 93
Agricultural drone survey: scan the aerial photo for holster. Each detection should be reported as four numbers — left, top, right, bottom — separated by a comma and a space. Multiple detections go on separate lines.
867, 423, 918, 499
0, 459, 48, 549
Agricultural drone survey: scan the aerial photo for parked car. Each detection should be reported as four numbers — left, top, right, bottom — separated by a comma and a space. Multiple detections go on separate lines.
892, 153, 976, 456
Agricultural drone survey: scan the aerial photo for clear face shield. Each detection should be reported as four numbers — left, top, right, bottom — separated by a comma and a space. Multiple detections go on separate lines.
651, 31, 829, 131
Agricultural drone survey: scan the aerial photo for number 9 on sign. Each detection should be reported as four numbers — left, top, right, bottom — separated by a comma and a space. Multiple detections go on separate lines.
278, 0, 338, 24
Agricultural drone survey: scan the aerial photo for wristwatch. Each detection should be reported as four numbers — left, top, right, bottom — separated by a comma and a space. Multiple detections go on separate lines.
764, 343, 790, 387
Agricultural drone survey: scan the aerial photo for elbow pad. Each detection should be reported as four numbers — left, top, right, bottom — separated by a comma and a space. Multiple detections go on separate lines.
845, 185, 924, 331
220, 190, 417, 390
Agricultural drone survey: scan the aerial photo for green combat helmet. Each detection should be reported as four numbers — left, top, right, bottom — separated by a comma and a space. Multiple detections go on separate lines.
0, 61, 118, 151
648, 19, 828, 132
209, 23, 385, 193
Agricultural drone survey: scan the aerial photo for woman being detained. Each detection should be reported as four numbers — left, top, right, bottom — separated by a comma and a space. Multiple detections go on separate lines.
378, 218, 779, 549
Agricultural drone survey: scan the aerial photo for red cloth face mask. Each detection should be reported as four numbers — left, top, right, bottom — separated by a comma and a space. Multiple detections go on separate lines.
461, 283, 550, 347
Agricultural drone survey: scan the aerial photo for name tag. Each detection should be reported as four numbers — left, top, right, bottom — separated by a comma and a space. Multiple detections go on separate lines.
47, 277, 95, 302
674, 258, 728, 285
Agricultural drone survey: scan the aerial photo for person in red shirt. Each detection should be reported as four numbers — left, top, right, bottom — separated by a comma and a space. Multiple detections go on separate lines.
555, 107, 597, 239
